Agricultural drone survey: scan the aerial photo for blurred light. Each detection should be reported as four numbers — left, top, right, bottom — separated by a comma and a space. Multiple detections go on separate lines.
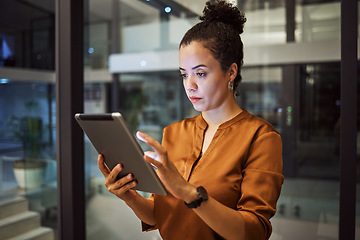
165, 7, 171, 13
287, 115, 292, 126
228, 0, 237, 6
0, 79, 9, 84
286, 106, 292, 126
2, 39, 12, 59
308, 78, 314, 85
88, 47, 94, 54
277, 108, 283, 113
140, 60, 147, 67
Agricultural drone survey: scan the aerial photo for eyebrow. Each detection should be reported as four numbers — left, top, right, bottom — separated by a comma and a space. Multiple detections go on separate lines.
179, 64, 207, 71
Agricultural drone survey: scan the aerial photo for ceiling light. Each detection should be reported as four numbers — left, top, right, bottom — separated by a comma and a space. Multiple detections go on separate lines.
165, 7, 171, 13
0, 79, 9, 84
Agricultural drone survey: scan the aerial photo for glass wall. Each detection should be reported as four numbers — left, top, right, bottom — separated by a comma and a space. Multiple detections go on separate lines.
83, 0, 358, 239
0, 1, 356, 239
297, 1, 340, 43
0, 0, 57, 239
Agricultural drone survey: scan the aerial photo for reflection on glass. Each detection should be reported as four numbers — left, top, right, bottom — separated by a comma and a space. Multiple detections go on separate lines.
239, 67, 282, 132
297, 2, 340, 43
298, 63, 340, 179
0, 82, 57, 237
0, 2, 54, 70
273, 63, 340, 239
0, 0, 57, 238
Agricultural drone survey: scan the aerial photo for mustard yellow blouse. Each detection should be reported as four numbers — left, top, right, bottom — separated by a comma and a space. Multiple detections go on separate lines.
143, 110, 284, 240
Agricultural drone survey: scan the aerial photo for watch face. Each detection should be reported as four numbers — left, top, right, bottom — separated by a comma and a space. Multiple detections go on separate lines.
197, 186, 208, 200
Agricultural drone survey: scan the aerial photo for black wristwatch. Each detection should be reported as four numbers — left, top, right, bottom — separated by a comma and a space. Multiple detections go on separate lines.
184, 186, 208, 209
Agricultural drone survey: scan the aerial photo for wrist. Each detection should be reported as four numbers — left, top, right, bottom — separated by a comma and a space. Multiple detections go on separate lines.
124, 191, 141, 207
183, 185, 198, 204
184, 186, 209, 209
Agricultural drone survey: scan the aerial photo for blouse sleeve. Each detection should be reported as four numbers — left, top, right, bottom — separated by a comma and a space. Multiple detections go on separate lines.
237, 131, 284, 239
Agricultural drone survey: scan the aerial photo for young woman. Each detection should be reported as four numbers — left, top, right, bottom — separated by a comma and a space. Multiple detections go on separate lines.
98, 1, 283, 239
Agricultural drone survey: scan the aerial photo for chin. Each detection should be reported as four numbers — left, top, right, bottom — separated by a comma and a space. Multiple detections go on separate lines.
193, 105, 209, 113
192, 105, 203, 112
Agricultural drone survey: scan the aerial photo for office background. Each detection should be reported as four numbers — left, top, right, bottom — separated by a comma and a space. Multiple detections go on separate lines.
0, 0, 359, 239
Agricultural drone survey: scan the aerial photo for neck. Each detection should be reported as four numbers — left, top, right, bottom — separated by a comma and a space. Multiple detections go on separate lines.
202, 99, 243, 127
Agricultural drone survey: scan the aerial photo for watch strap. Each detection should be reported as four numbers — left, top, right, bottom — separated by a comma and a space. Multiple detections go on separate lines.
184, 196, 203, 208
184, 186, 208, 209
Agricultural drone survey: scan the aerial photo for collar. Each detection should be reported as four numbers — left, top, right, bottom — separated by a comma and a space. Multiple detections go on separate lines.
195, 110, 249, 130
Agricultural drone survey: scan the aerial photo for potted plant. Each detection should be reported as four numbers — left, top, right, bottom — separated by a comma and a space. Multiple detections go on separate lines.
6, 100, 47, 189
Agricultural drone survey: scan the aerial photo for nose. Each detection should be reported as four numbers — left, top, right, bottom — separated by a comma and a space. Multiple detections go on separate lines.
184, 75, 197, 92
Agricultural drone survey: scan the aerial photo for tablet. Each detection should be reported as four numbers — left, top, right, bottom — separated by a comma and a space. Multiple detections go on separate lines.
74, 112, 167, 195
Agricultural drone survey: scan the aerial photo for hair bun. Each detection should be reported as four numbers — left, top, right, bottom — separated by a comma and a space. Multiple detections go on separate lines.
199, 0, 246, 34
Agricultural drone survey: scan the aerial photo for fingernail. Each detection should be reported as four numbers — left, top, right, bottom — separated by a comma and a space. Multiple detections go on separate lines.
136, 132, 146, 142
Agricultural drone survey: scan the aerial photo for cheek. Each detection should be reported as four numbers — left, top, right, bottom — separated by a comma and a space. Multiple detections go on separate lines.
207, 78, 227, 94
201, 84, 221, 102
206, 81, 229, 103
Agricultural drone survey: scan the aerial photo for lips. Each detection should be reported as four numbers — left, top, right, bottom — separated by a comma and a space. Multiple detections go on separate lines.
189, 96, 202, 103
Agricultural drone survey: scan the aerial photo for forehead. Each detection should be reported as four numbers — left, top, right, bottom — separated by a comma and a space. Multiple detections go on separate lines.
179, 41, 218, 69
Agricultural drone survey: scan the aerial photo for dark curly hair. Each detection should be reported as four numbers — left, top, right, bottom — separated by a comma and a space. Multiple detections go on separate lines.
180, 0, 246, 95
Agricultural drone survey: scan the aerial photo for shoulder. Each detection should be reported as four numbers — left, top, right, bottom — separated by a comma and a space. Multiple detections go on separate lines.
237, 110, 280, 141
240, 112, 283, 172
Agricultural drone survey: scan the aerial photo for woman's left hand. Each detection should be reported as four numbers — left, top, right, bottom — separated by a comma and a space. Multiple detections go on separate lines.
136, 131, 196, 202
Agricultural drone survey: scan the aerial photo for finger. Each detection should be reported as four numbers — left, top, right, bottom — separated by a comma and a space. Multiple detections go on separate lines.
136, 131, 147, 142
137, 131, 166, 158
108, 179, 138, 196
137, 131, 162, 150
105, 164, 122, 185
144, 154, 162, 170
108, 173, 136, 191
144, 151, 158, 161
98, 154, 110, 177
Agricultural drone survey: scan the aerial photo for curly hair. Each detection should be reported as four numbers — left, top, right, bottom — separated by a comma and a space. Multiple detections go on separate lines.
180, 0, 246, 95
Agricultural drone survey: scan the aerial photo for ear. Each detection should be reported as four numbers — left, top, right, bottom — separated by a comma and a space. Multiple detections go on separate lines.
228, 63, 238, 81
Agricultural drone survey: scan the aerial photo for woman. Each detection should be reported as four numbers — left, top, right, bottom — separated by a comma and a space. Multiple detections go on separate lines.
98, 1, 283, 239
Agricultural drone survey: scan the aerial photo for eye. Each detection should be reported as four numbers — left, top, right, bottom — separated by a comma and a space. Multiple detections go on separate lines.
197, 72, 206, 77
180, 73, 188, 79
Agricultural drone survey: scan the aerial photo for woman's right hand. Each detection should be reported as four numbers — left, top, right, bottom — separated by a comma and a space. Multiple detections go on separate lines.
97, 154, 138, 203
